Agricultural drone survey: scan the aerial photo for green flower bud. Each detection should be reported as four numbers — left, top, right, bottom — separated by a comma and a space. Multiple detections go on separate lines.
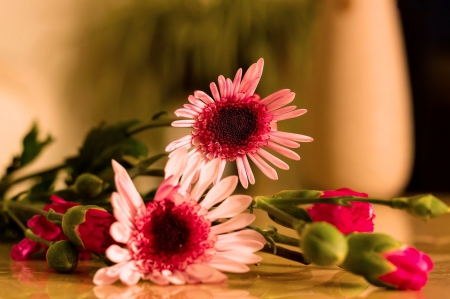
275, 189, 322, 199
340, 233, 401, 285
73, 174, 105, 199
392, 194, 450, 221
46, 240, 79, 273
300, 222, 348, 266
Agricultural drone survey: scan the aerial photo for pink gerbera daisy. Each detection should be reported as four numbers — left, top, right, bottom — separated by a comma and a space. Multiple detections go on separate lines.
93, 149, 265, 286
166, 58, 313, 188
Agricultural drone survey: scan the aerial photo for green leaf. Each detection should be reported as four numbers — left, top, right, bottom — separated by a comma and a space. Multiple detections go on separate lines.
20, 123, 53, 167
127, 153, 167, 178
67, 120, 148, 181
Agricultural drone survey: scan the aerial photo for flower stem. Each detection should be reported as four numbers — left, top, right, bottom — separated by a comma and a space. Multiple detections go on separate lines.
127, 118, 178, 135
250, 226, 300, 247
2, 163, 66, 190
6, 201, 64, 222
259, 196, 395, 207
253, 197, 298, 227
260, 244, 310, 265
5, 208, 52, 247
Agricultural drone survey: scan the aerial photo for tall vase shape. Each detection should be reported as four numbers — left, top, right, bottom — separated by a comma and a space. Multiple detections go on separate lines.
303, 0, 414, 199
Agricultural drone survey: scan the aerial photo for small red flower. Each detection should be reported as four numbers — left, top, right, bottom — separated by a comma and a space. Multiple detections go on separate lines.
10, 196, 91, 260
307, 188, 375, 234
379, 246, 434, 290
63, 206, 117, 254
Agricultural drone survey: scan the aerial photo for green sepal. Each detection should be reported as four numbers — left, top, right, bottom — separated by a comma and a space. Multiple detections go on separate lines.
62, 205, 105, 248
392, 194, 450, 221
340, 233, 401, 283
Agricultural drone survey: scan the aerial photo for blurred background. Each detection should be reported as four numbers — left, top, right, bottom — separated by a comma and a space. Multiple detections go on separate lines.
0, 0, 449, 243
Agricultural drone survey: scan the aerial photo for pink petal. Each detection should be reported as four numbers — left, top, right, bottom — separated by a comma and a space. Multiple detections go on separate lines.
120, 268, 141, 286
194, 90, 214, 104
179, 151, 202, 192
190, 158, 222, 201
112, 160, 145, 214
171, 120, 196, 127
216, 239, 264, 252
272, 109, 307, 121
93, 267, 120, 285
266, 92, 295, 112
188, 95, 207, 108
214, 159, 227, 185
211, 213, 256, 235
148, 273, 170, 285
261, 89, 291, 105
271, 105, 297, 116
242, 156, 255, 184
210, 82, 221, 102
269, 135, 300, 148
232, 68, 243, 95
200, 176, 238, 210
269, 131, 314, 142
206, 195, 252, 221
226, 78, 233, 99
236, 156, 249, 189
218, 75, 226, 98
174, 108, 198, 118
267, 141, 300, 160
256, 148, 289, 170
217, 229, 266, 245
216, 251, 263, 264
110, 193, 134, 230
247, 153, 278, 180
239, 58, 264, 96
110, 221, 131, 244
165, 135, 192, 152
162, 269, 186, 285
164, 148, 188, 183
209, 255, 251, 273
106, 245, 130, 263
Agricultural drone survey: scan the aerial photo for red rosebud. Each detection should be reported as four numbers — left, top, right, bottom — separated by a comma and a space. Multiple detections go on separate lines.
62, 206, 116, 254
378, 246, 434, 290
10, 196, 91, 260
307, 188, 375, 234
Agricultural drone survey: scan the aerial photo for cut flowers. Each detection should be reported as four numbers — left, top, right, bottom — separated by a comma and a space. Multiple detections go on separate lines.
1, 59, 448, 292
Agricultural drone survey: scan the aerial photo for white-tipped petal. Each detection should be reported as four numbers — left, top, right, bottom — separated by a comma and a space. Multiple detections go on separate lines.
216, 239, 264, 252
120, 268, 141, 286
110, 221, 131, 244
269, 135, 300, 148
171, 120, 196, 127
206, 195, 252, 221
267, 141, 300, 160
272, 109, 307, 121
210, 82, 221, 102
217, 251, 263, 264
236, 156, 249, 189
106, 245, 130, 263
190, 158, 221, 201
210, 213, 256, 235
194, 90, 214, 104
93, 267, 120, 286
261, 89, 291, 105
112, 160, 145, 214
164, 148, 188, 182
242, 155, 255, 185
217, 229, 266, 245
269, 130, 314, 142
267, 92, 295, 112
200, 176, 238, 210
256, 148, 289, 170
247, 153, 278, 180
209, 256, 250, 273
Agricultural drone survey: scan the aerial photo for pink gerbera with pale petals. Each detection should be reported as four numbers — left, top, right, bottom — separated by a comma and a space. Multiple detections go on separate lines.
166, 58, 313, 188
93, 149, 265, 286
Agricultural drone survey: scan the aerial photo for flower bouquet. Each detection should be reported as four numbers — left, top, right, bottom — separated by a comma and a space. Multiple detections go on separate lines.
2, 59, 447, 291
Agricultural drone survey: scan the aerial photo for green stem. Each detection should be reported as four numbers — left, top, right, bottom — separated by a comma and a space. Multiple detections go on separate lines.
253, 197, 300, 228
260, 244, 310, 265
6, 201, 64, 221
259, 196, 395, 208
2, 163, 66, 190
250, 226, 300, 247
127, 118, 178, 135
5, 208, 52, 247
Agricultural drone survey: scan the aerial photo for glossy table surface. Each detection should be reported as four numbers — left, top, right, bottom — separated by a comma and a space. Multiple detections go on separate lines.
1, 206, 450, 299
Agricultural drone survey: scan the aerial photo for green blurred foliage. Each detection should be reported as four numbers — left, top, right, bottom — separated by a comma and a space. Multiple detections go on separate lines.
70, 0, 318, 110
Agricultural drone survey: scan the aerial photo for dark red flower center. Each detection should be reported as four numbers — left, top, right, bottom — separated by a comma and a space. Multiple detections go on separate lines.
130, 199, 213, 272
193, 95, 271, 161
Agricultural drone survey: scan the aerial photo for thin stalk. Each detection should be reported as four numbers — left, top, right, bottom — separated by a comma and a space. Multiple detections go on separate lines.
7, 201, 64, 221
5, 208, 52, 247
127, 118, 178, 135
260, 244, 310, 265
2, 163, 66, 189
259, 196, 395, 208
253, 197, 299, 227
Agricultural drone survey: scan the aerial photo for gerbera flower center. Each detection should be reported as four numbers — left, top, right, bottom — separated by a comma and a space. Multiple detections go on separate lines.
130, 199, 213, 272
193, 95, 271, 161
